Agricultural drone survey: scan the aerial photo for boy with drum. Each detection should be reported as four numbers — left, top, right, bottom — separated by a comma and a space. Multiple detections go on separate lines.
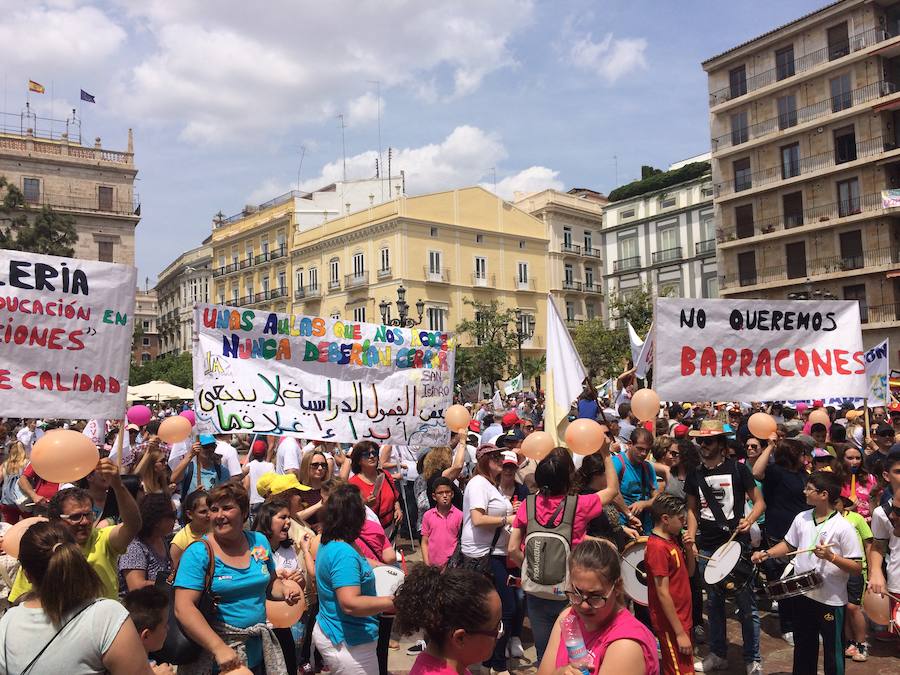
752, 471, 862, 675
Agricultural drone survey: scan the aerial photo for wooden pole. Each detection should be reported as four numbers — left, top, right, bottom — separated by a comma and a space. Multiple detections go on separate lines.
114, 418, 125, 472
864, 398, 871, 443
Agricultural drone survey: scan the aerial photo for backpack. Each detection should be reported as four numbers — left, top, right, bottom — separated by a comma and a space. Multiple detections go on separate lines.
1, 471, 26, 507
521, 494, 578, 600
180, 461, 227, 499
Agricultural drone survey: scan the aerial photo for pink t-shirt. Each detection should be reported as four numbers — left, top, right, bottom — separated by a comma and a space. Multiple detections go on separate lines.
554, 607, 659, 674
512, 493, 602, 547
841, 473, 878, 521
356, 518, 390, 563
409, 652, 471, 675
421, 506, 463, 567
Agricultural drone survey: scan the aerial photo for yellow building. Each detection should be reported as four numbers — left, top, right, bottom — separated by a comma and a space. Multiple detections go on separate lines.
290, 186, 550, 355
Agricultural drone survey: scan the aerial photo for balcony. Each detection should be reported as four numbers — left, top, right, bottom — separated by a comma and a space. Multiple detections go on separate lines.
25, 190, 140, 216
269, 287, 287, 300
294, 287, 305, 300
345, 272, 368, 289
305, 285, 322, 298
255, 251, 270, 265
613, 256, 642, 273
377, 267, 392, 279
715, 137, 890, 199
865, 302, 900, 325
565, 319, 585, 329
424, 266, 451, 283
269, 246, 287, 261
561, 242, 582, 255
471, 273, 496, 288
563, 279, 583, 291
695, 239, 716, 256
712, 80, 898, 152
328, 279, 341, 291
584, 281, 602, 294
515, 277, 537, 291
721, 248, 898, 290
708, 27, 892, 106
652, 247, 683, 264
583, 247, 602, 259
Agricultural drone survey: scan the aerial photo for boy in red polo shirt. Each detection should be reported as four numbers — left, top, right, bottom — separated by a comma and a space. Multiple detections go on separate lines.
646, 493, 696, 675
421, 477, 463, 568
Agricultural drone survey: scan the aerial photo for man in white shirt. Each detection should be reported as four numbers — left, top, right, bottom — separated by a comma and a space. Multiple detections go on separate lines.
481, 414, 503, 445
15, 420, 36, 456
275, 435, 302, 475
869, 486, 900, 602
214, 434, 242, 477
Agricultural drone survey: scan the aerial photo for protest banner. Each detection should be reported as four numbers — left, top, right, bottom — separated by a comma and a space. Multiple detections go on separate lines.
0, 250, 135, 419
193, 303, 456, 444
784, 338, 890, 408
654, 298, 867, 402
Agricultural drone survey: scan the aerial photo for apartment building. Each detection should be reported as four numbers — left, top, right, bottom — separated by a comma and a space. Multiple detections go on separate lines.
514, 188, 607, 329
290, 186, 549, 355
156, 241, 211, 357
703, 0, 900, 364
0, 109, 139, 265
601, 157, 717, 325
133, 289, 159, 364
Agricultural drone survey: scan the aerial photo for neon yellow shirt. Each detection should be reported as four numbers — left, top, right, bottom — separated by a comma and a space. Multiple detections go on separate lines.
171, 523, 202, 552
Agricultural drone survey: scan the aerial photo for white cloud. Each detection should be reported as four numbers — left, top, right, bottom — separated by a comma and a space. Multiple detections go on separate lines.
347, 92, 384, 127
568, 32, 648, 83
483, 166, 564, 200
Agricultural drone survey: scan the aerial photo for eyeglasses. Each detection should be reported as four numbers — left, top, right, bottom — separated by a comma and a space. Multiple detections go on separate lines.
466, 619, 504, 639
310, 462, 328, 469
59, 511, 93, 524
697, 438, 718, 446
357, 450, 378, 458
565, 586, 612, 609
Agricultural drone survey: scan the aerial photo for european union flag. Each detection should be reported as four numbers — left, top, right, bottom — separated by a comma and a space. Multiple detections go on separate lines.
80, 89, 95, 103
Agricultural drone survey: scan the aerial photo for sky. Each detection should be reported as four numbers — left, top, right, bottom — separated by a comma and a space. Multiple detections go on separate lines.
1, 0, 829, 284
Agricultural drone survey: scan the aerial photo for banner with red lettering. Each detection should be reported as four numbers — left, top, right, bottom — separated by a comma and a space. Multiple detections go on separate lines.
654, 298, 866, 402
0, 250, 136, 418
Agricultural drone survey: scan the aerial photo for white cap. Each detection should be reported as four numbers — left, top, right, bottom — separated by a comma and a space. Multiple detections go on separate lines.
501, 450, 518, 465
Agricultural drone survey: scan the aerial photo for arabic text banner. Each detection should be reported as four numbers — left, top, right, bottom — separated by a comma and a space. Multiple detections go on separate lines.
654, 298, 866, 402
0, 250, 136, 418
193, 303, 457, 444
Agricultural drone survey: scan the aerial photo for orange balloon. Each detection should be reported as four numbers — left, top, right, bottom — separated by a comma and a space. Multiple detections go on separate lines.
565, 419, 607, 456
631, 389, 660, 422
520, 430, 555, 461
266, 580, 306, 628
158, 415, 193, 444
3, 516, 48, 559
808, 409, 830, 427
444, 404, 471, 433
30, 430, 100, 484
747, 413, 776, 440
862, 588, 891, 625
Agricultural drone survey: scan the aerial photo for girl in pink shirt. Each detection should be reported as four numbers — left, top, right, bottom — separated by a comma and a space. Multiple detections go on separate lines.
394, 565, 502, 675
836, 446, 878, 521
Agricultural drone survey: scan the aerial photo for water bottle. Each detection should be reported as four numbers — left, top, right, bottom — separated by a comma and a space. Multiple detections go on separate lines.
561, 613, 593, 674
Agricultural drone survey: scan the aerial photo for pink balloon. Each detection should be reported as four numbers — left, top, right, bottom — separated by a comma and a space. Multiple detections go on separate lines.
158, 416, 192, 444
444, 404, 471, 433
3, 516, 48, 559
179, 410, 196, 426
631, 389, 661, 422
565, 419, 608, 456
747, 413, 777, 440
266, 580, 306, 628
520, 431, 555, 461
31, 430, 100, 484
127, 405, 152, 427
808, 409, 830, 427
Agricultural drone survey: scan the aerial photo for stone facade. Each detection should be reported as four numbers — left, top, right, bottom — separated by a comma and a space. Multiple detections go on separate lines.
156, 242, 212, 357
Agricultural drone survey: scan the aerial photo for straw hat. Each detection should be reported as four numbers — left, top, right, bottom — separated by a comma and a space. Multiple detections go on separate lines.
688, 419, 729, 437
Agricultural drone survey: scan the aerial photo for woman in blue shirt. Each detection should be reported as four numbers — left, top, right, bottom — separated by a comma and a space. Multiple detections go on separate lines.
174, 482, 301, 674
312, 483, 395, 674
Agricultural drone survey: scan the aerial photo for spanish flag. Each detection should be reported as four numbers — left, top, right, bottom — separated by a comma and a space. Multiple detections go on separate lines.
28, 80, 45, 94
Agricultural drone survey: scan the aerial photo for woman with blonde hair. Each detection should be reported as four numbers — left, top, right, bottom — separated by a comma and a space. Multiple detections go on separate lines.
0, 441, 27, 524
134, 439, 171, 497
296, 449, 330, 530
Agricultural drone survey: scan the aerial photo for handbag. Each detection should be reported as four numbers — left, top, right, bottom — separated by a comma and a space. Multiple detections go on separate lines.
1, 472, 26, 507
150, 538, 219, 665
446, 526, 503, 578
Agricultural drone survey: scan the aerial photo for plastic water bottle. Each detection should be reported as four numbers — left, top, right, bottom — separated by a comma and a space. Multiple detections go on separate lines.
561, 613, 593, 674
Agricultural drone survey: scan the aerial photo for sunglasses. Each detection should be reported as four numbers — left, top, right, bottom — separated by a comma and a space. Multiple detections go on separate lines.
357, 450, 379, 458
466, 619, 504, 639
59, 511, 93, 524
310, 462, 328, 469
565, 586, 612, 609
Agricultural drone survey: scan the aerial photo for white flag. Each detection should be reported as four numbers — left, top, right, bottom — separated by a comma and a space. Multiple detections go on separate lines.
82, 419, 106, 446
627, 322, 644, 366
492, 388, 504, 410
545, 295, 587, 445
628, 321, 654, 379
866, 338, 890, 406
504, 373, 524, 395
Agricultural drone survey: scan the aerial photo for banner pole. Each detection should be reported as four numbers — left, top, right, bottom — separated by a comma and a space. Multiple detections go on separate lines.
864, 398, 871, 443
114, 418, 125, 472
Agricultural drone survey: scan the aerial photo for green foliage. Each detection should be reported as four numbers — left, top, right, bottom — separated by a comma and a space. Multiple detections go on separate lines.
607, 162, 710, 202
130, 352, 193, 389
454, 298, 520, 391
0, 176, 78, 256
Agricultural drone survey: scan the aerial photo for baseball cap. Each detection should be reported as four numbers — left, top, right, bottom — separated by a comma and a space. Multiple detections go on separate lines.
251, 440, 267, 457
198, 433, 217, 446
496, 428, 525, 448
790, 434, 816, 450
475, 444, 501, 460
673, 424, 690, 439
468, 420, 481, 433
500, 450, 518, 465
256, 472, 311, 498
126, 423, 139, 432
811, 447, 832, 459
501, 411, 522, 428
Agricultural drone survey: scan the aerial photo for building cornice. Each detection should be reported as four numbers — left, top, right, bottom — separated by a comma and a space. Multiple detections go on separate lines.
603, 199, 714, 234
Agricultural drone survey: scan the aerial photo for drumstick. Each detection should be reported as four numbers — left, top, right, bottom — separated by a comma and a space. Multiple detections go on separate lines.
696, 553, 714, 561
620, 555, 647, 581
783, 543, 834, 558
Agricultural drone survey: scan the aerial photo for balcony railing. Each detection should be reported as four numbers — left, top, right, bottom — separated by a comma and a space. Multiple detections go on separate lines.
345, 272, 368, 288
269, 246, 287, 261
563, 279, 583, 291
652, 247, 683, 264
708, 27, 892, 106
305, 285, 321, 297
377, 267, 392, 279
715, 137, 890, 198
695, 238, 716, 255
613, 256, 642, 272
471, 273, 496, 287
424, 266, 451, 283
25, 190, 140, 216
717, 191, 883, 242
328, 279, 341, 290
565, 319, 585, 329
584, 281, 602, 294
712, 80, 898, 152
865, 302, 900, 325
561, 242, 582, 255
294, 288, 305, 300
583, 247, 602, 258
515, 277, 537, 291
255, 251, 269, 265
721, 248, 898, 289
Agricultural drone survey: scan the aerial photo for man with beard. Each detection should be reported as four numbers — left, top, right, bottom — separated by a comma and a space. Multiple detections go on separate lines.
7, 457, 141, 602
684, 420, 765, 674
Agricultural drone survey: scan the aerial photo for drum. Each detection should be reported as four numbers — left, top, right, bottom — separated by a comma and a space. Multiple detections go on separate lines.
862, 588, 891, 626
621, 537, 648, 606
373, 565, 405, 597
703, 541, 755, 595
767, 570, 823, 601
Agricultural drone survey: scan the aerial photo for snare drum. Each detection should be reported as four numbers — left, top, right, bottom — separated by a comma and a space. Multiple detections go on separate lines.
766, 570, 823, 601
621, 537, 649, 606
373, 565, 405, 597
703, 541, 755, 595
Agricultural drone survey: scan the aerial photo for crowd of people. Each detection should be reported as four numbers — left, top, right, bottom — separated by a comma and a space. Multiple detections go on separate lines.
0, 386, 897, 674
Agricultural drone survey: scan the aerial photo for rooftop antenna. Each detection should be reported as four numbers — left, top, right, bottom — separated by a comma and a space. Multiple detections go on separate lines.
490, 167, 497, 194
613, 155, 618, 186
388, 147, 392, 191
367, 80, 383, 200
296, 145, 306, 192
337, 113, 347, 183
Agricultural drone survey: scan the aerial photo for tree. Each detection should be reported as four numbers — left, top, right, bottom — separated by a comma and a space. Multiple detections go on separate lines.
0, 176, 78, 256
130, 352, 193, 389
454, 298, 520, 392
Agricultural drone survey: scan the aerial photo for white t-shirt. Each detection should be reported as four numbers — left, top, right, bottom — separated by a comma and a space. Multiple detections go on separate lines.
247, 459, 276, 505
871, 504, 900, 593
461, 474, 511, 557
276, 437, 301, 474
214, 440, 242, 477
0, 598, 128, 673
15, 427, 35, 455
273, 544, 300, 572
784, 509, 863, 606
392, 446, 419, 481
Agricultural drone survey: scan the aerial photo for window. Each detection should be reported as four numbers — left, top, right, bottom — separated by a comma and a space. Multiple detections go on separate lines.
729, 65, 747, 98
704, 276, 718, 298
660, 196, 676, 208
277, 270, 286, 290
142, 320, 150, 330
830, 74, 852, 112
23, 178, 40, 203
659, 227, 678, 254
517, 262, 529, 285
352, 252, 364, 277
430, 227, 438, 237
296, 268, 304, 290
564, 263, 574, 284
231, 288, 239, 304
427, 308, 445, 331
839, 230, 864, 269
309, 267, 318, 290
775, 45, 795, 80
585, 266, 594, 288
783, 192, 804, 228
565, 301, 575, 321
261, 237, 269, 255
780, 143, 800, 179
735, 204, 754, 239
837, 178, 860, 216
331, 311, 341, 320
777, 95, 797, 129
141, 353, 151, 363
586, 303, 596, 320
98, 186, 113, 211
730, 111, 749, 146
843, 283, 868, 322
827, 22, 850, 61
142, 337, 150, 346
380, 247, 390, 271
563, 227, 572, 248
700, 214, 715, 241
474, 256, 487, 280
353, 306, 366, 323
245, 243, 253, 262
98, 241, 114, 262
476, 234, 483, 243
231, 248, 239, 266
733, 157, 752, 192
330, 258, 339, 282
218, 293, 225, 305
584, 231, 593, 251
834, 126, 857, 164
276, 232, 286, 253
246, 278, 254, 298
519, 240, 526, 249
621, 209, 635, 219
218, 255, 226, 270
428, 251, 442, 275
785, 241, 807, 279
738, 251, 757, 286
619, 236, 638, 262
262, 277, 270, 295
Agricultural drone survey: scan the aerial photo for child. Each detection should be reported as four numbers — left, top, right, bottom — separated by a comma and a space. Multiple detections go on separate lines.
752, 471, 863, 675
122, 585, 175, 675
421, 476, 463, 568
645, 493, 696, 675
169, 489, 210, 570
869, 484, 900, 638
834, 496, 873, 662
836, 446, 878, 522
0, 522, 20, 617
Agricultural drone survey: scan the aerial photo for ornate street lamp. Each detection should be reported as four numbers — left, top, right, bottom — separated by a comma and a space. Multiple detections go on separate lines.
513, 307, 536, 374
379, 285, 425, 327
